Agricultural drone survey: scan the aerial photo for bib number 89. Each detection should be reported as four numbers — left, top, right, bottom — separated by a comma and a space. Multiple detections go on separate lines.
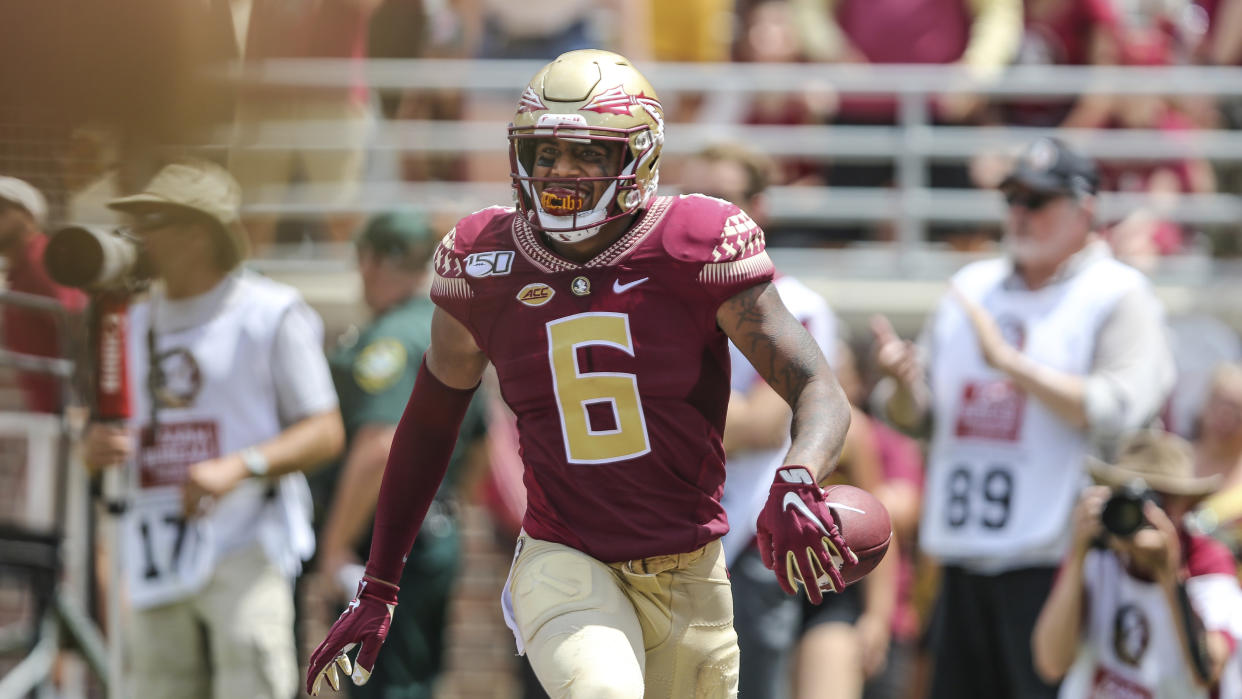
946, 465, 1013, 530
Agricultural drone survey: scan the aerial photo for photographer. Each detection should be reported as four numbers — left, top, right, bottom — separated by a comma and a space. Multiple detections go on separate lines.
0, 176, 86, 412
1031, 430, 1242, 698
79, 159, 344, 699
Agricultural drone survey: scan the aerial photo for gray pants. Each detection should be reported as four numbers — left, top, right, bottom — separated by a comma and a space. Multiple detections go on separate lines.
730, 544, 801, 699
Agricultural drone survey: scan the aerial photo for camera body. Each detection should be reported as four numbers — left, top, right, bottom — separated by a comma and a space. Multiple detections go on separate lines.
1100, 479, 1161, 538
43, 224, 151, 291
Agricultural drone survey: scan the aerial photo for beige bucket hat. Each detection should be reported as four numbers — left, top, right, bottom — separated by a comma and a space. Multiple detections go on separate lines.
107, 159, 249, 268
1088, 430, 1221, 497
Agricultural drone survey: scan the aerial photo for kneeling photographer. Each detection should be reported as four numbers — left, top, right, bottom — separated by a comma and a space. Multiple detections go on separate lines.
1031, 430, 1242, 699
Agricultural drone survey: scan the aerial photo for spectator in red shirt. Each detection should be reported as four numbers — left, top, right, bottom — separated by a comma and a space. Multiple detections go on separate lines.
792, 0, 1023, 126
0, 177, 87, 413
791, 0, 1022, 243
997, 0, 1120, 128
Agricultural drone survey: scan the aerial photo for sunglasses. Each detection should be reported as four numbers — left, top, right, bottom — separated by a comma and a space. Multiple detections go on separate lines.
1003, 189, 1062, 211
132, 210, 195, 231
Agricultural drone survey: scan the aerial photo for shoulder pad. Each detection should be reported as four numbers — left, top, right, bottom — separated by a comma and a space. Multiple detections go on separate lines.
661, 194, 767, 265
433, 206, 515, 281
447, 206, 516, 253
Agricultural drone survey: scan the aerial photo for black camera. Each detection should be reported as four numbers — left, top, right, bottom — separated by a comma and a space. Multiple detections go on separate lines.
1100, 479, 1161, 538
43, 224, 151, 291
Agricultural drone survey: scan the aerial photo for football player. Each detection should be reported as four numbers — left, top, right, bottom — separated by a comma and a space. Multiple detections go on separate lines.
307, 49, 857, 698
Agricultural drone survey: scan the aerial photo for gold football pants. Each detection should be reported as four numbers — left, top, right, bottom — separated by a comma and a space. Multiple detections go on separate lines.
508, 535, 739, 699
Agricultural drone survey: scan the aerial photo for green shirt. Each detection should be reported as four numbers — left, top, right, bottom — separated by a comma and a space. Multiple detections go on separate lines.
313, 295, 488, 524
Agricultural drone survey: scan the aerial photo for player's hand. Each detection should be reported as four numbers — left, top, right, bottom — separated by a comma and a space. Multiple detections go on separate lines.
82, 423, 132, 474
307, 576, 400, 695
181, 454, 248, 516
755, 466, 857, 604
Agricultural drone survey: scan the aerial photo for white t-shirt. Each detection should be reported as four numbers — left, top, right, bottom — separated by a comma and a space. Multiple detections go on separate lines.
121, 271, 337, 608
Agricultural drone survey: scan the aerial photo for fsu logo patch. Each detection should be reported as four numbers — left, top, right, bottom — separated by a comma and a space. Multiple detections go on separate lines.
149, 347, 202, 409
1112, 603, 1151, 667
571, 276, 591, 296
517, 283, 555, 307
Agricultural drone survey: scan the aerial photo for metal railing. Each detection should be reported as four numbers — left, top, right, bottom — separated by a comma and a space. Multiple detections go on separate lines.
216, 59, 1242, 310
0, 292, 106, 699
224, 60, 1242, 229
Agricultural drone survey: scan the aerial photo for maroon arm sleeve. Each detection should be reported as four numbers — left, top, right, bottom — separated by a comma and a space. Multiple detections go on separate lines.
363, 357, 478, 584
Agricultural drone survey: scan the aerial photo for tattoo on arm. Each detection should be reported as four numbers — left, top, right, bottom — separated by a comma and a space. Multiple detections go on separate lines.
719, 283, 851, 476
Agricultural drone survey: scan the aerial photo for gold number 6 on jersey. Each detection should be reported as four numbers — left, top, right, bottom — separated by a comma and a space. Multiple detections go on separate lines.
546, 312, 651, 464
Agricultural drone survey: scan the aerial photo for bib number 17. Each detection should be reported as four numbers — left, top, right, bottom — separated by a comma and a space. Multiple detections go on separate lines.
138, 511, 189, 580
546, 312, 651, 464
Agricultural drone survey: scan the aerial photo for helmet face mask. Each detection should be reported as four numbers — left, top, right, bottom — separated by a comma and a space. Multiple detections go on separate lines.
508, 50, 664, 244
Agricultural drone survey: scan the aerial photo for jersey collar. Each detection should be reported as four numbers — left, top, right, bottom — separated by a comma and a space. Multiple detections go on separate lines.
511, 196, 673, 274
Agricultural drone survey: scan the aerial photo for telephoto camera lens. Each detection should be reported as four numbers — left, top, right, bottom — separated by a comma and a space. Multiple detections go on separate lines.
44, 224, 147, 290
1099, 481, 1157, 538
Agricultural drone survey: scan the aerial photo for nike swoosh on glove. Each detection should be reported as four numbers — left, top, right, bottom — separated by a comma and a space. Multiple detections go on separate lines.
755, 465, 857, 604
306, 576, 399, 695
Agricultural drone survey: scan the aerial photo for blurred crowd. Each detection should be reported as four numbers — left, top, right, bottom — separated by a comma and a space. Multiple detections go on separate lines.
1, 1, 1242, 699
3, 0, 1242, 256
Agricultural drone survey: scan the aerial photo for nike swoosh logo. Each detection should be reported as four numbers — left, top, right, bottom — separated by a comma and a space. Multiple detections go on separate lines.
783, 492, 830, 535
612, 277, 649, 293
825, 502, 866, 515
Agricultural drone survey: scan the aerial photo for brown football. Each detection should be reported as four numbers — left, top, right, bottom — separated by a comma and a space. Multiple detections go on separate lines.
822, 484, 892, 586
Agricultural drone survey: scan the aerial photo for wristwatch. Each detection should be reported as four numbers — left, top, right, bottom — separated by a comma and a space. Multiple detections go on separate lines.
240, 447, 270, 478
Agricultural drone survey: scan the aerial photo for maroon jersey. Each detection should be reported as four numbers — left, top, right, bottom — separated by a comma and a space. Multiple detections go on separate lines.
431, 194, 774, 562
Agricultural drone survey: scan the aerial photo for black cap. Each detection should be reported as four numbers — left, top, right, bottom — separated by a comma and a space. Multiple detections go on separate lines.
1000, 137, 1098, 196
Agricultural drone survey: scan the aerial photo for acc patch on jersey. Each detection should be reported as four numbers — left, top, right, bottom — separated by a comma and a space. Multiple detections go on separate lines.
354, 338, 407, 393
517, 282, 555, 307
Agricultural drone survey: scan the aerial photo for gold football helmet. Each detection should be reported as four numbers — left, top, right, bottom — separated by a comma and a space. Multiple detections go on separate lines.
509, 50, 665, 243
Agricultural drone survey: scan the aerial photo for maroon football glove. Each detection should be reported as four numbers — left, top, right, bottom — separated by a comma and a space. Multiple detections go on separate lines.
306, 576, 400, 696
755, 466, 857, 604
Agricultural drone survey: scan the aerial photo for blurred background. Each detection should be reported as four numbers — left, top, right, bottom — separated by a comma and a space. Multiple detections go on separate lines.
1, 0, 1242, 697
